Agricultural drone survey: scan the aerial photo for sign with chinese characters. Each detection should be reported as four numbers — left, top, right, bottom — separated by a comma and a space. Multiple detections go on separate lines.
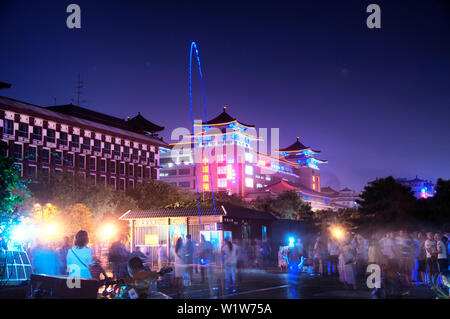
145, 234, 159, 246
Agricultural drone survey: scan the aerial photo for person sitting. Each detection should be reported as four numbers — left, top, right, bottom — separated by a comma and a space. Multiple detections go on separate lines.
123, 257, 160, 298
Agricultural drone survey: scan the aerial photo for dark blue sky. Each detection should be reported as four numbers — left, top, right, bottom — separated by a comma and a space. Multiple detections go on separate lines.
1, 0, 449, 191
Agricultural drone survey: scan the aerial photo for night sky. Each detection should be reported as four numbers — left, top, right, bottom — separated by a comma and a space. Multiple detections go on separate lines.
1, 0, 449, 192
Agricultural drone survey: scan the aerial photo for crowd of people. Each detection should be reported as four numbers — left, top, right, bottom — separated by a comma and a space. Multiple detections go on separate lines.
306, 230, 449, 296
26, 227, 449, 298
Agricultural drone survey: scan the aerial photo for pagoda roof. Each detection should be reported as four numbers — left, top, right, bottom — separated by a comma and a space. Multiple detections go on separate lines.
260, 180, 300, 193
201, 106, 254, 127
127, 112, 165, 133
277, 137, 320, 153
46, 105, 164, 133
320, 186, 338, 194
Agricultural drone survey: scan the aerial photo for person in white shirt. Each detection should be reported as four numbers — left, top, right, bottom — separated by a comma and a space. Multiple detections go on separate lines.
157, 241, 168, 269
66, 230, 93, 279
436, 234, 448, 287
424, 232, 438, 287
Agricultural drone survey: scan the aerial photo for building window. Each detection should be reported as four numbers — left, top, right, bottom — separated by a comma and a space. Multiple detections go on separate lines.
141, 151, 146, 162
93, 139, 101, 152
245, 177, 254, 188
27, 146, 37, 161
59, 132, 68, 146
128, 179, 134, 190
244, 152, 253, 162
110, 161, 116, 174
33, 126, 42, 140
120, 162, 125, 175
42, 149, 50, 163
47, 129, 56, 143
179, 168, 190, 175
149, 151, 155, 162
65, 153, 74, 167
245, 165, 253, 175
90, 157, 96, 171
110, 177, 116, 189
27, 165, 36, 178
123, 146, 130, 158
119, 179, 125, 191
218, 179, 227, 188
14, 143, 22, 159
3, 119, 13, 135
82, 137, 90, 150
145, 167, 150, 179
100, 159, 106, 172
132, 149, 139, 161
78, 155, 85, 169
55, 151, 62, 165
137, 165, 142, 178
114, 145, 120, 156
18, 123, 28, 138
218, 166, 226, 175
89, 174, 96, 184
179, 181, 190, 188
41, 167, 50, 179
203, 175, 209, 182
100, 175, 106, 185
71, 134, 79, 148
128, 164, 134, 176
202, 166, 209, 173
104, 142, 111, 154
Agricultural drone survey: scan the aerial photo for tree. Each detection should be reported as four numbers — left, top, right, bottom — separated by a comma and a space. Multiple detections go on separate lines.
358, 176, 416, 228
0, 141, 29, 238
55, 203, 94, 239
252, 191, 313, 221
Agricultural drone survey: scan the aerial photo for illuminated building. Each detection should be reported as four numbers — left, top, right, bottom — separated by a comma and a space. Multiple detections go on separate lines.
0, 96, 167, 190
160, 107, 329, 210
320, 187, 360, 209
396, 176, 435, 199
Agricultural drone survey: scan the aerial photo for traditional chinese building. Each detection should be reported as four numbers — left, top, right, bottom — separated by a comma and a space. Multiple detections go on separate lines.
0, 95, 167, 189
160, 107, 329, 209
396, 176, 435, 199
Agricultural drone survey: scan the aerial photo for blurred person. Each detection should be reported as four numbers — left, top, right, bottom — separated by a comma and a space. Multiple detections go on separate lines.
125, 257, 160, 299
57, 236, 72, 275
222, 238, 238, 291
130, 246, 147, 262
31, 239, 61, 276
328, 237, 339, 276
354, 234, 369, 285
416, 232, 427, 285
184, 234, 195, 285
437, 235, 448, 288
173, 237, 185, 297
199, 235, 213, 284
108, 237, 129, 280
425, 232, 439, 287
339, 237, 356, 290
396, 230, 414, 287
67, 230, 93, 279
157, 241, 168, 269
90, 256, 108, 281
313, 237, 325, 275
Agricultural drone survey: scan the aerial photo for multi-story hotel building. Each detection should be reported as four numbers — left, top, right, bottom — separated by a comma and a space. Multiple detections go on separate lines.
0, 95, 168, 189
160, 106, 329, 209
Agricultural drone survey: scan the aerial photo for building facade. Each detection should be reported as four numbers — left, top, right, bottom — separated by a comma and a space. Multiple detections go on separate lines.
0, 96, 167, 190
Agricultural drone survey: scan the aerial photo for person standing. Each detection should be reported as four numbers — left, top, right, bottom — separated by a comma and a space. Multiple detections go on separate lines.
66, 230, 93, 279
425, 232, 439, 287
199, 235, 213, 284
184, 234, 195, 285
328, 238, 339, 276
31, 239, 61, 276
108, 237, 129, 280
157, 241, 168, 270
416, 232, 427, 285
222, 238, 238, 291
173, 237, 185, 298
437, 234, 448, 288
57, 236, 72, 275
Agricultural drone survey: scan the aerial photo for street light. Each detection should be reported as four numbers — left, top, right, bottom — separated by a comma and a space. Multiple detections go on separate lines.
43, 223, 57, 237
